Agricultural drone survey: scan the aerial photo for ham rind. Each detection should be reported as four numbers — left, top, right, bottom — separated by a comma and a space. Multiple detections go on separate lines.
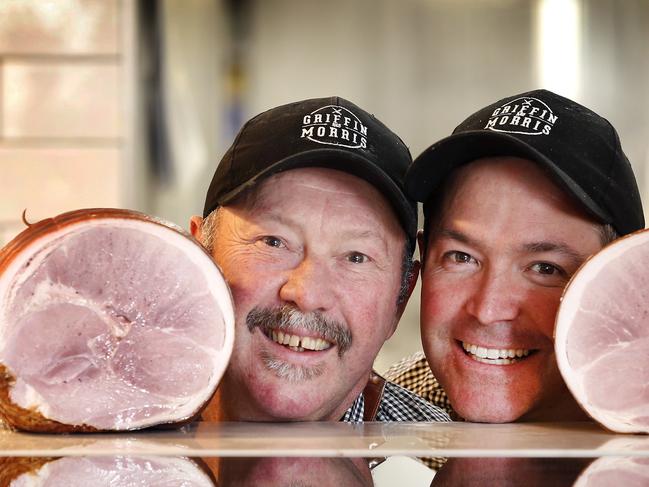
555, 229, 649, 433
0, 209, 234, 432
3, 456, 215, 486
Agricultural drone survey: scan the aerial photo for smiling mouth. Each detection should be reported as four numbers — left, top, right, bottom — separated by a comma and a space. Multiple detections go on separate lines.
461, 341, 536, 365
265, 329, 333, 352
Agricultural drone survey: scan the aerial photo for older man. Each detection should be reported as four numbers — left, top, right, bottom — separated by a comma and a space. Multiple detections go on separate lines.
388, 89, 644, 422
191, 96, 450, 422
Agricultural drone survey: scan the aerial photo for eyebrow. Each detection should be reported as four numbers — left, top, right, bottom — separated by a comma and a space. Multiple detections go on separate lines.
262, 211, 299, 230
436, 228, 478, 246
522, 241, 589, 267
436, 228, 589, 266
263, 212, 390, 249
342, 229, 385, 241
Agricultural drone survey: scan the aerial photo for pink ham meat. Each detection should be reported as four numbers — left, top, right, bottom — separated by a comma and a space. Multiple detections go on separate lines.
0, 209, 234, 432
574, 457, 649, 487
1, 456, 216, 486
555, 229, 649, 433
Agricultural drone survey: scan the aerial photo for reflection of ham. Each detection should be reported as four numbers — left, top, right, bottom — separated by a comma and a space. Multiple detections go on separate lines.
1, 456, 216, 486
556, 229, 649, 433
0, 209, 234, 432
573, 457, 649, 487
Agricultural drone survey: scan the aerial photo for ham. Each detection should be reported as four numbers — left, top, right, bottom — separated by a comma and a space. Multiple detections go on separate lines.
0, 209, 234, 432
0, 456, 216, 486
574, 457, 649, 486
555, 229, 649, 433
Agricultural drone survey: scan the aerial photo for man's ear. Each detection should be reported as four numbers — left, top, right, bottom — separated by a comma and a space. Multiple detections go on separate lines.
386, 259, 420, 340
189, 215, 203, 241
395, 258, 421, 322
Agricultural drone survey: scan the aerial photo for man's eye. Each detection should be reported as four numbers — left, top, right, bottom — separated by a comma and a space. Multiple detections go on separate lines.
445, 251, 474, 264
347, 252, 368, 264
262, 236, 283, 248
530, 262, 564, 276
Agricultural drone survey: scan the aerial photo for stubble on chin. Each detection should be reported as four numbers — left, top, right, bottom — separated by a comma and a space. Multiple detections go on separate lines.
260, 350, 325, 382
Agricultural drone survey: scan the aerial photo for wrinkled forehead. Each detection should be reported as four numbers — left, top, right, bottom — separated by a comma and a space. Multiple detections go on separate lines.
232, 167, 405, 233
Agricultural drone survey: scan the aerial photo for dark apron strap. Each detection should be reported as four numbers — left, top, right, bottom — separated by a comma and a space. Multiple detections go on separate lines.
362, 370, 387, 421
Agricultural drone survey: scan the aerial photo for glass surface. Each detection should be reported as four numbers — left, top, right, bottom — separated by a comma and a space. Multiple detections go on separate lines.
2, 455, 648, 485
1, 422, 649, 484
2, 422, 649, 457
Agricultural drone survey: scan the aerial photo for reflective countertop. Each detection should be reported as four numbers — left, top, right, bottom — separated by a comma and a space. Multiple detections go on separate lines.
2, 423, 649, 485
0, 421, 648, 457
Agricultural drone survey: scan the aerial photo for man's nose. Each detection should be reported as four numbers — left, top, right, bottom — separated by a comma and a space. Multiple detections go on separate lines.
279, 258, 335, 313
464, 267, 521, 324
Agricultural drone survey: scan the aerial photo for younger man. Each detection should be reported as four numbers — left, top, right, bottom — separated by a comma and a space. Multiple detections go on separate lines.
389, 89, 644, 422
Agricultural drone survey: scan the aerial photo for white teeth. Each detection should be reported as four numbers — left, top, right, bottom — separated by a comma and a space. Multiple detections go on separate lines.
268, 331, 331, 352
473, 356, 514, 365
462, 341, 532, 364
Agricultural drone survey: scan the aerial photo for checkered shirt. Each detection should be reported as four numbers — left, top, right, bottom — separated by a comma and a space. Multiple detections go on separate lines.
340, 378, 451, 423
384, 351, 462, 420
382, 351, 464, 471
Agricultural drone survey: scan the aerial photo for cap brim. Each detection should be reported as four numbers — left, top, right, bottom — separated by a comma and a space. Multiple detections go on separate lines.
217, 148, 418, 243
406, 130, 612, 224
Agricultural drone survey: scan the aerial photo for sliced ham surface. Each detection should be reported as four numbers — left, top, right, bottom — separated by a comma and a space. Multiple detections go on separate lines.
555, 229, 649, 433
574, 457, 649, 487
1, 456, 215, 486
0, 209, 234, 432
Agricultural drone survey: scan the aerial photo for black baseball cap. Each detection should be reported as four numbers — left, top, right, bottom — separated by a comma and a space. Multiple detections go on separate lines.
407, 89, 644, 236
203, 96, 418, 248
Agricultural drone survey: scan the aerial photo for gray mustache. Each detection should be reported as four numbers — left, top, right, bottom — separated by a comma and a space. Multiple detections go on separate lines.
246, 305, 352, 356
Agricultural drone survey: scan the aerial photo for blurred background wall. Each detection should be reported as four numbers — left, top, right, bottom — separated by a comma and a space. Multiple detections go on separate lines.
1, 0, 648, 372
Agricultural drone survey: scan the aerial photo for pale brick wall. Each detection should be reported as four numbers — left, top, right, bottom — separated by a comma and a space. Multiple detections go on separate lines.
0, 0, 128, 246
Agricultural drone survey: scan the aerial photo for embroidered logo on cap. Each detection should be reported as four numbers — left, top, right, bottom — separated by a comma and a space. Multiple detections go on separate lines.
485, 97, 558, 136
300, 105, 368, 149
